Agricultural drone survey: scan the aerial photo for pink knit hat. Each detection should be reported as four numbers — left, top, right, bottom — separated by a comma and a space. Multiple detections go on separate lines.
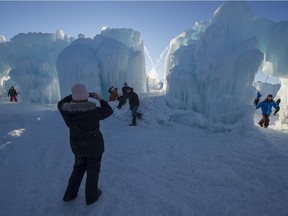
71, 84, 89, 101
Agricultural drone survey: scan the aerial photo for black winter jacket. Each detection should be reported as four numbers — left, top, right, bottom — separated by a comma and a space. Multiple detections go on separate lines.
128, 89, 139, 109
58, 95, 113, 157
8, 88, 17, 97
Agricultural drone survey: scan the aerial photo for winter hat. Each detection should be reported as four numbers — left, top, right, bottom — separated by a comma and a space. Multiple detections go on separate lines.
267, 94, 273, 98
71, 84, 89, 101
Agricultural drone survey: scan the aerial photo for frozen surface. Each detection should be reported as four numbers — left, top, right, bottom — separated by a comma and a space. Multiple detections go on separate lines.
1, 94, 288, 216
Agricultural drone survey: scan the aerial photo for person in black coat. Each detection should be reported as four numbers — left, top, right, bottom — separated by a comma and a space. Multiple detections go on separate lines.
7, 86, 18, 102
126, 87, 142, 126
274, 98, 281, 115
58, 83, 113, 205
117, 82, 130, 109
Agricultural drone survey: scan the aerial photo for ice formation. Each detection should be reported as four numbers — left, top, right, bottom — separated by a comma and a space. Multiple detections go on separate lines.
56, 28, 146, 99
0, 28, 146, 103
0, 31, 70, 103
165, 1, 288, 128
0, 35, 5, 43
253, 81, 280, 101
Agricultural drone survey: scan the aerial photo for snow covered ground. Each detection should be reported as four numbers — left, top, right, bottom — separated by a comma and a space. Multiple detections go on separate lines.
1, 93, 288, 216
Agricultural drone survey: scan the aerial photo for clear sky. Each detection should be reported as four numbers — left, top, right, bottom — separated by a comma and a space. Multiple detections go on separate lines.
1, 1, 288, 78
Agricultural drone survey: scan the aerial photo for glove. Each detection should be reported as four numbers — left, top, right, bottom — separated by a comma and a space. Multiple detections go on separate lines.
90, 92, 102, 101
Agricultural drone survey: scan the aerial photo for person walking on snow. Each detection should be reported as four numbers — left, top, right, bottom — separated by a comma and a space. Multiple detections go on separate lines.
126, 87, 142, 126
117, 82, 130, 109
58, 83, 113, 205
7, 86, 18, 102
256, 94, 279, 128
108, 86, 119, 102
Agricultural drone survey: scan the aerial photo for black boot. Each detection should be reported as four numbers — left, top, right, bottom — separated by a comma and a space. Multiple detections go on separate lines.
129, 117, 136, 126
137, 113, 142, 120
86, 189, 102, 205
63, 193, 77, 202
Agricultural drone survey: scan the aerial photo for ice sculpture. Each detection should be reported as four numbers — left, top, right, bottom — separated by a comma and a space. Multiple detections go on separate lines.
166, 1, 264, 128
56, 28, 146, 100
0, 31, 69, 103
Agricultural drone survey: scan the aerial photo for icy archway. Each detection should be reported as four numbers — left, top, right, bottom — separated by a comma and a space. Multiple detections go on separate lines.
165, 1, 288, 129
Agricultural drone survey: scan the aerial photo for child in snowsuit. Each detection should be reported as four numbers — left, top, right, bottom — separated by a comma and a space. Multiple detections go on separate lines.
274, 99, 281, 115
126, 87, 142, 126
108, 86, 119, 102
7, 86, 18, 102
254, 91, 262, 106
256, 94, 279, 128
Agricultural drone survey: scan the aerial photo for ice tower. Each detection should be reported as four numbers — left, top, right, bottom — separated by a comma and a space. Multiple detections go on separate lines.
56, 28, 146, 99
165, 1, 288, 128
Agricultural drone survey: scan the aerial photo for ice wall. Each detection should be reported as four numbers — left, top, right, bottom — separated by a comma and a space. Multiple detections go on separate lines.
0, 35, 5, 43
0, 28, 146, 103
253, 81, 280, 100
0, 31, 70, 103
251, 18, 288, 126
166, 1, 264, 128
57, 28, 146, 99
276, 78, 288, 127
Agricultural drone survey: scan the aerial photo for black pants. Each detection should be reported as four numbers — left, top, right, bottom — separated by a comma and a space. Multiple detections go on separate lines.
117, 94, 128, 108
64, 154, 102, 203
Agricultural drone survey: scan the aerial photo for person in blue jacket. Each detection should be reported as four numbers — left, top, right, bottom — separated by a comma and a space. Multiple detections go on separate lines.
254, 91, 262, 106
256, 94, 279, 128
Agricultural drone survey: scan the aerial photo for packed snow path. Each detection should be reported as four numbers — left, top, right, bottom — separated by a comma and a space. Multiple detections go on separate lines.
1, 99, 288, 216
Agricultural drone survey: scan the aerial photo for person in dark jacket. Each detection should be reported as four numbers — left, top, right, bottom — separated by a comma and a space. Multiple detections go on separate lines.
58, 83, 113, 205
7, 86, 18, 102
126, 87, 142, 126
274, 98, 281, 115
256, 94, 279, 128
117, 82, 130, 109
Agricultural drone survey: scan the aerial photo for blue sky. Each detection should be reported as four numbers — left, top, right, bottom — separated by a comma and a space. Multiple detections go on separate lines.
1, 1, 288, 79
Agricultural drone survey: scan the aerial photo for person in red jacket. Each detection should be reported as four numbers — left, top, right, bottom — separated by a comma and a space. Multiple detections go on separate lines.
7, 86, 18, 102
58, 83, 113, 205
108, 86, 119, 101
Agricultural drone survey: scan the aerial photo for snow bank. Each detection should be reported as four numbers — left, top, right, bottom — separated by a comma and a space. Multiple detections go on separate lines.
1, 97, 288, 216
